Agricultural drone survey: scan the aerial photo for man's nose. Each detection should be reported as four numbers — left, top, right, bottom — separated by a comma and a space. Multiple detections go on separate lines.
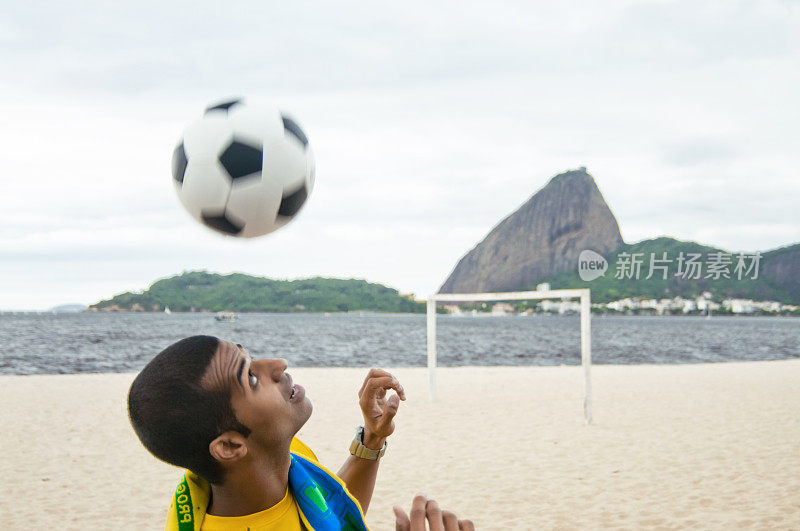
255, 357, 288, 382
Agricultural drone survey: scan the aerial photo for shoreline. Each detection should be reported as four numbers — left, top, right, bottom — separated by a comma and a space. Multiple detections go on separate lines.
3, 356, 800, 377
3, 309, 799, 318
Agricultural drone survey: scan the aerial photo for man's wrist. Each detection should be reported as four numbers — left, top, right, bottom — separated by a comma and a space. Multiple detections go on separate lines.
362, 429, 387, 450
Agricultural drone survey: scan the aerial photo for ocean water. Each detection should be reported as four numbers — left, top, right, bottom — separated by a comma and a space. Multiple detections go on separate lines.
0, 312, 797, 375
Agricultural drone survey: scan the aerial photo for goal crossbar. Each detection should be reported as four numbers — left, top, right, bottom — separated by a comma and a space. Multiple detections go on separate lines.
426, 288, 593, 425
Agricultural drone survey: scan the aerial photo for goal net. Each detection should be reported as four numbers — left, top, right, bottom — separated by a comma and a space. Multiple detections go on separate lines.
426, 288, 593, 425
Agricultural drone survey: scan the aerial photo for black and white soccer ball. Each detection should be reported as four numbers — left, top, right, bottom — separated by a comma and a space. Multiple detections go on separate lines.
171, 98, 315, 238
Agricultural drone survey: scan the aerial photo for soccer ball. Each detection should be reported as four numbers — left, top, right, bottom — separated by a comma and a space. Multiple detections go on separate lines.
171, 98, 315, 238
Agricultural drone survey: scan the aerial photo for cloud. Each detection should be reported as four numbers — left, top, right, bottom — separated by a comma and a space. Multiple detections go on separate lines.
662, 138, 741, 167
0, 0, 798, 309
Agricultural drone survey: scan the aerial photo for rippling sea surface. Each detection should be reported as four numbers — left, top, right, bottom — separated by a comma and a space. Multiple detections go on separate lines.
0, 312, 798, 374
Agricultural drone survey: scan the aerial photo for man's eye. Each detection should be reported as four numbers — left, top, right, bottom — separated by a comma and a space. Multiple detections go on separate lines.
248, 371, 258, 388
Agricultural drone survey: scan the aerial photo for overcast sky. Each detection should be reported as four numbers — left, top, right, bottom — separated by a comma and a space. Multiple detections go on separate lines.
1, 0, 798, 310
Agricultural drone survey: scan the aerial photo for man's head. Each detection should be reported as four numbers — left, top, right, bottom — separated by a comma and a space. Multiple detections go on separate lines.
128, 335, 312, 484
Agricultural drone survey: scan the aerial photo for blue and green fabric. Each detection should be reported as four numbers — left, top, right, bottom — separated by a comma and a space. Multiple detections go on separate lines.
289, 453, 368, 531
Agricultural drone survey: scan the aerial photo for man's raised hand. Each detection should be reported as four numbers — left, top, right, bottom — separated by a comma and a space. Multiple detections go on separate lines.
358, 368, 406, 444
394, 494, 475, 531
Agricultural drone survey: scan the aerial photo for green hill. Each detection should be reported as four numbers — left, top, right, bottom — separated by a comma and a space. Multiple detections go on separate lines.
90, 271, 425, 313
533, 237, 800, 304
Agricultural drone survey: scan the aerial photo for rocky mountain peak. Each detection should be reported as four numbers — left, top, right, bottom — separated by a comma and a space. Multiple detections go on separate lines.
439, 168, 624, 294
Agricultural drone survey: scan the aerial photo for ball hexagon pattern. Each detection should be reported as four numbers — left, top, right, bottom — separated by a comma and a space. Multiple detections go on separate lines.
219, 140, 263, 181
172, 98, 314, 238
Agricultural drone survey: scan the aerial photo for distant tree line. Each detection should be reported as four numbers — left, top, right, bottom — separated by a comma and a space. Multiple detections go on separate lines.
91, 271, 425, 313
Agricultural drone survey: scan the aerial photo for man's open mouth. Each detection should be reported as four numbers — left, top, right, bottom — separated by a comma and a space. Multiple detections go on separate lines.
286, 373, 304, 402
289, 382, 305, 402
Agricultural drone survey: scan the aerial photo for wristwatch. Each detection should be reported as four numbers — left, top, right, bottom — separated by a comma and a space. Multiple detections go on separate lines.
349, 426, 387, 460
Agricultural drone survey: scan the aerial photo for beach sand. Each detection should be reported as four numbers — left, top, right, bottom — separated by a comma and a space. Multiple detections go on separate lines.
1, 361, 798, 530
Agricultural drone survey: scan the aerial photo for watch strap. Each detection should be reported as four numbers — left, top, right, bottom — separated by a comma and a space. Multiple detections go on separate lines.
349, 426, 387, 460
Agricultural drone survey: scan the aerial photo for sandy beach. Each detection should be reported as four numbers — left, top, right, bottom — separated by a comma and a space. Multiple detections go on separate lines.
1, 361, 798, 530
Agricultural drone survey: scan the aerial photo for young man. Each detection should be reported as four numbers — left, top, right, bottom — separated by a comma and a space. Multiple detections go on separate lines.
129, 335, 474, 530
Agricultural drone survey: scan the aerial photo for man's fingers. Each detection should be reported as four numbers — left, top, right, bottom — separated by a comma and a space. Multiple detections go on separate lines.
426, 499, 445, 531
365, 375, 399, 396
358, 368, 393, 394
359, 375, 405, 407
359, 369, 407, 401
400, 495, 473, 531
376, 394, 400, 427
386, 393, 400, 412
442, 510, 459, 530
409, 494, 428, 531
358, 376, 395, 410
394, 505, 411, 531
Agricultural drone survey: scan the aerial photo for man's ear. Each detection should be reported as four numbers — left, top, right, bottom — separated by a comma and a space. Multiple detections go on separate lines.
209, 431, 248, 464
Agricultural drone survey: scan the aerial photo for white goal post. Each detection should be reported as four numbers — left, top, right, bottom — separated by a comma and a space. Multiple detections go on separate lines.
426, 289, 593, 425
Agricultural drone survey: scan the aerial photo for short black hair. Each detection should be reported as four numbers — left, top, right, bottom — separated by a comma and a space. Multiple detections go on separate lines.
128, 335, 251, 483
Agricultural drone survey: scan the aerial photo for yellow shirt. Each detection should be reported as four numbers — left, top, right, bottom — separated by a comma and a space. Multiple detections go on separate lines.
200, 489, 301, 531
199, 438, 318, 531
